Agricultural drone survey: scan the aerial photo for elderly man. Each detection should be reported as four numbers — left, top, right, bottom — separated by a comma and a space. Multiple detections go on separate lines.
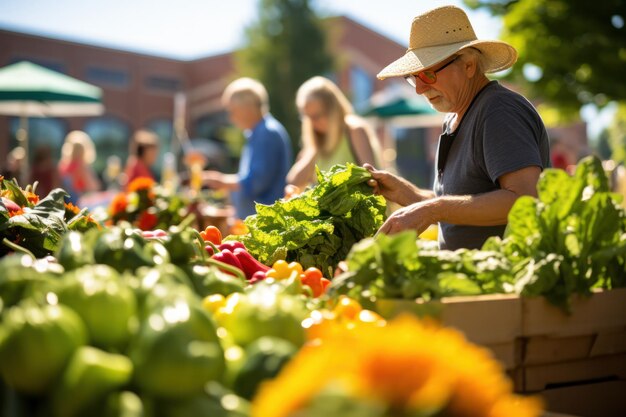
366, 5, 550, 250
203, 77, 292, 219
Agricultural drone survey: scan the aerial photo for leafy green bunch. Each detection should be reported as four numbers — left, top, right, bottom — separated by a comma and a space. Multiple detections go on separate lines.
234, 163, 386, 277
486, 156, 626, 309
329, 231, 513, 308
0, 176, 99, 259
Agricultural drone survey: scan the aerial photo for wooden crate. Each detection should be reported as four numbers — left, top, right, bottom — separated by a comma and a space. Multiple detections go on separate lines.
520, 288, 626, 391
538, 380, 626, 417
375, 288, 626, 394
376, 294, 522, 374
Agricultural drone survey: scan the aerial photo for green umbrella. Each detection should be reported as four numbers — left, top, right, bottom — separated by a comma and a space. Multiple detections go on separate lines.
0, 61, 104, 184
362, 96, 436, 118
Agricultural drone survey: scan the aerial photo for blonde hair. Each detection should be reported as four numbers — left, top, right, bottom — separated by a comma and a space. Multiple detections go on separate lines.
296, 76, 355, 155
61, 130, 96, 165
222, 77, 269, 114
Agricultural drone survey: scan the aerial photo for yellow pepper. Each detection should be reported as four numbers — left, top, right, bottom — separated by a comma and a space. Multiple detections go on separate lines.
265, 260, 303, 280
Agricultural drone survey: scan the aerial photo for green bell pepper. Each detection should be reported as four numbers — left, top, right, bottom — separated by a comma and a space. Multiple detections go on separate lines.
54, 265, 138, 350
51, 345, 133, 417
93, 227, 154, 273
0, 302, 87, 394
183, 264, 246, 297
55, 231, 95, 271
128, 291, 225, 399
0, 254, 63, 308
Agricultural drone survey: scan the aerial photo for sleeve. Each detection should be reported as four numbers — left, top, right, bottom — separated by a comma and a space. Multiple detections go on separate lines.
238, 130, 285, 198
480, 100, 545, 184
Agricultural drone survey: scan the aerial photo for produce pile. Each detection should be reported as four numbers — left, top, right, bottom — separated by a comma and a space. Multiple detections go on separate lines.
0, 176, 100, 258
0, 165, 387, 417
0, 157, 622, 416
330, 156, 626, 311
235, 163, 386, 277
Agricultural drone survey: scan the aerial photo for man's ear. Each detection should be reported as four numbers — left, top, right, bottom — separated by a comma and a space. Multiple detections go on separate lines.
464, 55, 478, 79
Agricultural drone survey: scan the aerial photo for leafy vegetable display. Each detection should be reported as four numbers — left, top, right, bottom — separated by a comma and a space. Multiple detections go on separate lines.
233, 163, 386, 277
485, 155, 626, 310
0, 176, 99, 259
329, 232, 513, 308
330, 156, 626, 311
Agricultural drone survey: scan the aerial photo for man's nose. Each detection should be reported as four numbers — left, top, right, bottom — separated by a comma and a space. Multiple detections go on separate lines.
413, 78, 431, 95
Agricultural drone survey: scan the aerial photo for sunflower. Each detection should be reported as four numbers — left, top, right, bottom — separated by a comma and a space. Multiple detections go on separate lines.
251, 315, 542, 417
109, 193, 128, 217
64, 202, 81, 216
127, 176, 156, 193
25, 191, 39, 205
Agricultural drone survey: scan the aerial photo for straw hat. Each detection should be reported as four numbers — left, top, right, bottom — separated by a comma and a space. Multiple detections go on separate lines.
377, 5, 517, 80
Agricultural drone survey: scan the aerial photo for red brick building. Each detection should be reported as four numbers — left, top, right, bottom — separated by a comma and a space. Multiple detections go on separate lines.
0, 16, 407, 176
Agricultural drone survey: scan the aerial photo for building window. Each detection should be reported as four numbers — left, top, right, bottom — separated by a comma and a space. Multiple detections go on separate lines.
350, 65, 374, 113
85, 67, 129, 88
145, 76, 181, 93
84, 116, 131, 175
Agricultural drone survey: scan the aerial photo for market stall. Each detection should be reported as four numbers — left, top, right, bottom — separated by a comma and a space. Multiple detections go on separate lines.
0, 157, 624, 417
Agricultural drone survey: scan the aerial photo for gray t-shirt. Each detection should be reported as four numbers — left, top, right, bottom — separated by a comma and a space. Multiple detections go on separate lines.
433, 81, 550, 250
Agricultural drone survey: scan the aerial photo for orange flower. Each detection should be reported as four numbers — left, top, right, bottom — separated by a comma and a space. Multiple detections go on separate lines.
64, 202, 81, 215
25, 191, 39, 205
252, 315, 542, 417
127, 177, 156, 193
109, 193, 128, 216
8, 208, 24, 217
137, 210, 158, 231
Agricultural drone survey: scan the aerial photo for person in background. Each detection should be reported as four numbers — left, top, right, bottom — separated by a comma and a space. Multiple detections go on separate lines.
2, 146, 25, 182
124, 129, 159, 186
286, 76, 382, 192
58, 130, 101, 204
366, 5, 550, 250
202, 77, 293, 219
29, 145, 60, 197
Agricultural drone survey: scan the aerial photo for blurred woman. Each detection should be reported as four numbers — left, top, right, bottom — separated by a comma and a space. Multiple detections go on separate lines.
30, 145, 60, 197
286, 76, 382, 190
58, 130, 101, 203
124, 129, 159, 186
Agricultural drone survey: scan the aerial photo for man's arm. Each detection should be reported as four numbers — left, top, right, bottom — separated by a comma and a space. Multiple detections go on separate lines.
377, 166, 540, 235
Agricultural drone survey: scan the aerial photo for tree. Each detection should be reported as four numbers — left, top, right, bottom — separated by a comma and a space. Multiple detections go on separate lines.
464, 0, 626, 117
236, 0, 334, 147
605, 103, 626, 164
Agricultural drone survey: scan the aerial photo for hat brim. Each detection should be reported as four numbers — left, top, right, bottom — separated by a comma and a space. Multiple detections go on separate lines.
377, 39, 518, 80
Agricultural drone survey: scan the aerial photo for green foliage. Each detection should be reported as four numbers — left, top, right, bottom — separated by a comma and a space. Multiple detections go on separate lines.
605, 103, 626, 164
465, 0, 626, 116
493, 156, 626, 310
329, 232, 514, 309
236, 0, 335, 144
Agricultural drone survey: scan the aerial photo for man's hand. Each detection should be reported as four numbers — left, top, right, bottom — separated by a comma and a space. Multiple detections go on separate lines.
364, 164, 433, 206
377, 200, 439, 236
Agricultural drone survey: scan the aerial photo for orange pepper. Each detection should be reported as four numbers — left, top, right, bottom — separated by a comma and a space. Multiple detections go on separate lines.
300, 267, 331, 298
199, 225, 222, 245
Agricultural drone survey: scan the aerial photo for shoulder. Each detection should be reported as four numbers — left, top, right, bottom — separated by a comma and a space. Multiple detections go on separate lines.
345, 115, 374, 139
477, 82, 537, 115
259, 115, 290, 138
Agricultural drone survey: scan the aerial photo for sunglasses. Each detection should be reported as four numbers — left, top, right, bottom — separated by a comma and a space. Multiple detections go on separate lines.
404, 56, 460, 87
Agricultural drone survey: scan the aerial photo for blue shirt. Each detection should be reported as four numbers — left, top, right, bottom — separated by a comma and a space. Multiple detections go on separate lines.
231, 114, 292, 219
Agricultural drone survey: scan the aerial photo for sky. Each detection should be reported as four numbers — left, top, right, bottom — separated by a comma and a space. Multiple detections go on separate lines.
0, 0, 502, 59
0, 0, 615, 138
